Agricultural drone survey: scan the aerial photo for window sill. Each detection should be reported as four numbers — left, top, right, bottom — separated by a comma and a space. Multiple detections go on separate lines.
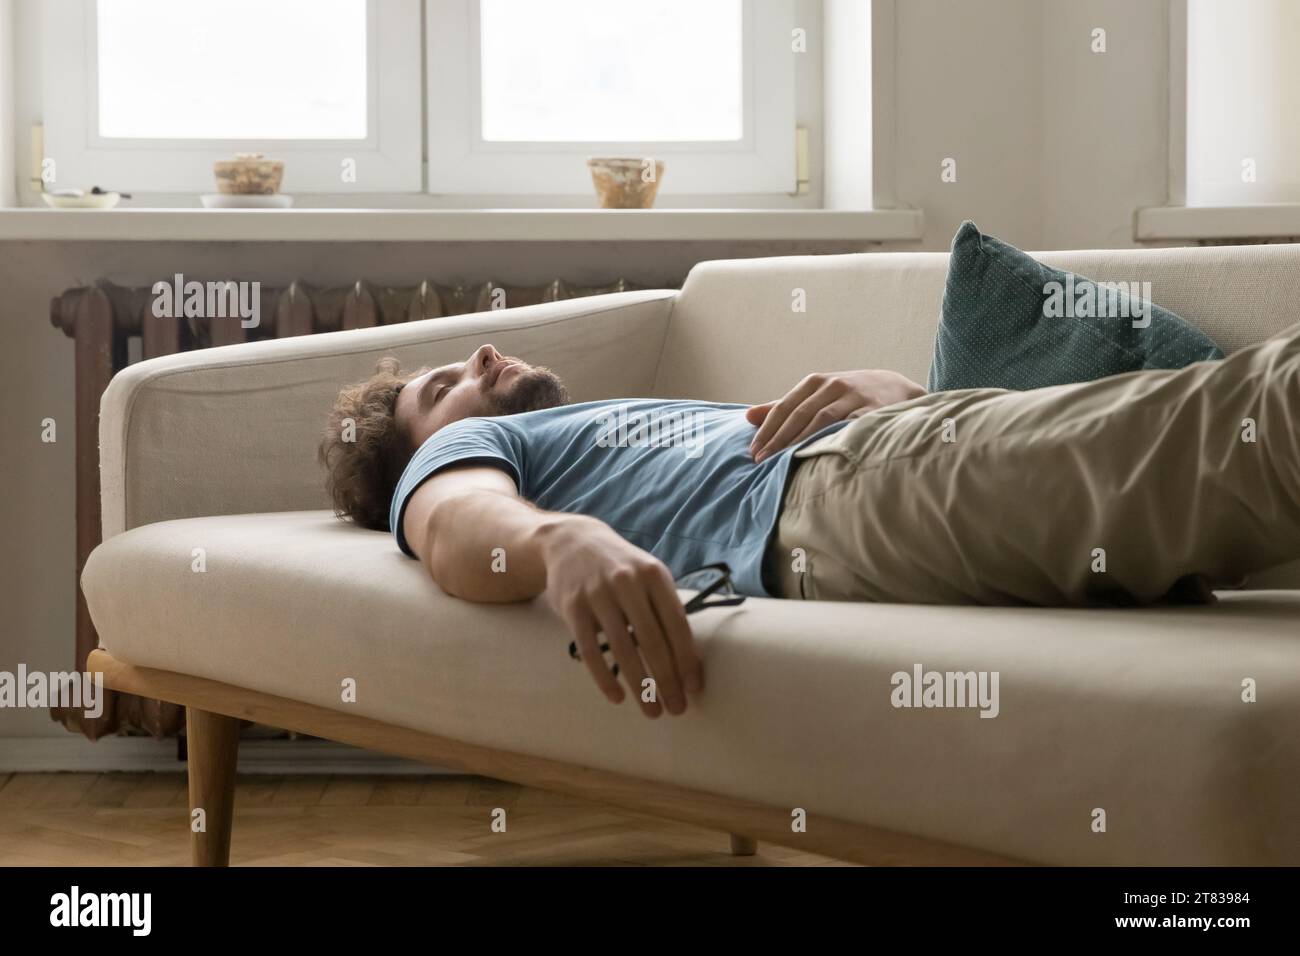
0, 207, 924, 243
1135, 204, 1300, 242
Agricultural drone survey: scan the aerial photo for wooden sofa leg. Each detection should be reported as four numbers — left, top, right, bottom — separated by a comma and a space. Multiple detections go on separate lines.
186, 708, 239, 867
729, 834, 758, 857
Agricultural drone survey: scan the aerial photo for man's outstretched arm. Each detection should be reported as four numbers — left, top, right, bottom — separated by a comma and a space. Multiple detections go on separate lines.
402, 466, 702, 718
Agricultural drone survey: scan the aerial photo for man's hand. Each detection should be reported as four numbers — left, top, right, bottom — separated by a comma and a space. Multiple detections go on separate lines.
538, 515, 703, 719
407, 467, 702, 721
746, 369, 926, 463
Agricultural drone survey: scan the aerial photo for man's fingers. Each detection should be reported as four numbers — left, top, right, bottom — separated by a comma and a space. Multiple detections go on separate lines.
775, 396, 862, 453
648, 568, 703, 694
748, 377, 820, 456
568, 604, 624, 704
611, 573, 686, 715
755, 394, 823, 459
588, 590, 661, 718
744, 402, 776, 426
754, 385, 855, 462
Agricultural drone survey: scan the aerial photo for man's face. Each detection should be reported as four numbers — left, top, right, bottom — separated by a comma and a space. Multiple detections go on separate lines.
394, 343, 569, 451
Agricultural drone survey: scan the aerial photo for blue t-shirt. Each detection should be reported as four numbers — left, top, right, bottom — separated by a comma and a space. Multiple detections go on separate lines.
389, 399, 849, 597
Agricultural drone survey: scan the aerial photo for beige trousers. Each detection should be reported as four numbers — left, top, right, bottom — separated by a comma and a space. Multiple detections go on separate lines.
766, 320, 1300, 606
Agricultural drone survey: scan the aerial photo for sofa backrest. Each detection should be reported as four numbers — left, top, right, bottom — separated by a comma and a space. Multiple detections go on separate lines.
98, 292, 674, 538
654, 242, 1300, 401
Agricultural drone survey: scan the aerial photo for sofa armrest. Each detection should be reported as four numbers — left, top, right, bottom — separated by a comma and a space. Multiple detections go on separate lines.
99, 290, 676, 538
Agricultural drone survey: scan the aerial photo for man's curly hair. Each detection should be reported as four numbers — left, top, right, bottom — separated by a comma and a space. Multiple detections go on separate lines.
320, 357, 426, 531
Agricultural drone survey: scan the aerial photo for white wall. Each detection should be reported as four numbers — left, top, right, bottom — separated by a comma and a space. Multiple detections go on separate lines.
1040, 0, 1172, 248
891, 0, 1045, 249
11, 0, 37, 207
0, 0, 15, 207
887, 0, 1172, 252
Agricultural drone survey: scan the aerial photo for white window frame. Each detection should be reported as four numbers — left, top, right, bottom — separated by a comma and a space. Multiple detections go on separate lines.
40, 0, 422, 194
425, 0, 796, 196
1166, 0, 1300, 209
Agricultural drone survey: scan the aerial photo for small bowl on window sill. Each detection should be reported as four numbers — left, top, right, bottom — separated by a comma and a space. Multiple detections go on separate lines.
213, 153, 285, 195
587, 157, 665, 209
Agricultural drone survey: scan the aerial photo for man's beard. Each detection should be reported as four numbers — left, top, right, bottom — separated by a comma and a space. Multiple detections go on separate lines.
484, 365, 570, 416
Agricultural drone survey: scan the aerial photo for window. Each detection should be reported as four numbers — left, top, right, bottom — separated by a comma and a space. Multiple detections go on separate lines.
1181, 0, 1300, 206
41, 0, 421, 193
95, 0, 369, 140
38, 0, 803, 201
427, 0, 797, 196
478, 0, 744, 143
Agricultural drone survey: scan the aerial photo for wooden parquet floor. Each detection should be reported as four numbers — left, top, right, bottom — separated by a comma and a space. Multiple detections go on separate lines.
0, 773, 853, 866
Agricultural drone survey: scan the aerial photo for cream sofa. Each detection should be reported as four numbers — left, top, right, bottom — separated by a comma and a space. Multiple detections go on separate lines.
82, 243, 1300, 866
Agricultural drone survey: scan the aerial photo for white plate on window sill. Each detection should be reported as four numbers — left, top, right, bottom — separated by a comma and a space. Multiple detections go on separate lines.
200, 193, 295, 209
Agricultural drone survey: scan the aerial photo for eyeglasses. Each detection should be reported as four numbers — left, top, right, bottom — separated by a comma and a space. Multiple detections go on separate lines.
567, 562, 746, 676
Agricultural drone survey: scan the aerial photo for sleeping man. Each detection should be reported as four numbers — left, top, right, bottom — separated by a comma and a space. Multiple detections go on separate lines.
320, 328, 1300, 718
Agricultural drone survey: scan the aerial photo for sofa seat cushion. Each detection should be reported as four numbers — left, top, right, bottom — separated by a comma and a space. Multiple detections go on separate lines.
82, 511, 1300, 865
